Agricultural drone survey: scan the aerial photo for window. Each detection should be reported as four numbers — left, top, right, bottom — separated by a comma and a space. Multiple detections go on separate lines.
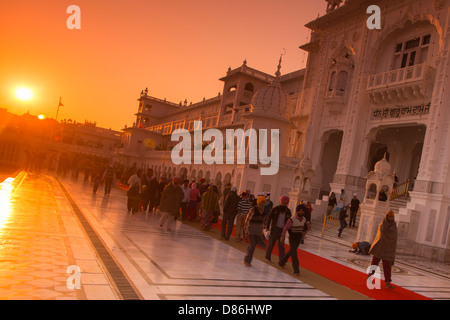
328, 71, 336, 91
337, 71, 348, 91
328, 70, 348, 92
393, 34, 431, 70
293, 176, 300, 190
244, 82, 254, 92
227, 85, 237, 92
405, 38, 420, 50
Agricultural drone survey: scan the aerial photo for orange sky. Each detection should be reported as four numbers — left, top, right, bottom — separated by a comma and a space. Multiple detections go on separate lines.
0, 0, 324, 130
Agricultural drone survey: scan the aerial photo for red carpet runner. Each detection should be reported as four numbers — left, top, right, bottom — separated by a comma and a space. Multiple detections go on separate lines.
115, 186, 429, 300
214, 221, 431, 300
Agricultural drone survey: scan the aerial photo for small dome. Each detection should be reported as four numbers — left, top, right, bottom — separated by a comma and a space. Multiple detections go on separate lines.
374, 154, 392, 174
250, 79, 288, 117
250, 56, 289, 120
299, 157, 312, 172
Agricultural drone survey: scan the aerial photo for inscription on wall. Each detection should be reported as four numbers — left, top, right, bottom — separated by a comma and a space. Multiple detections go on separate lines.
370, 103, 430, 120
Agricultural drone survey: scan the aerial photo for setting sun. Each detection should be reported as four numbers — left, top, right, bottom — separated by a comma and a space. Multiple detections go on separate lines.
15, 87, 33, 101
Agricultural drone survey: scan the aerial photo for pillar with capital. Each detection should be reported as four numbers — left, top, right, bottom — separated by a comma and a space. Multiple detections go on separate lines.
288, 157, 315, 214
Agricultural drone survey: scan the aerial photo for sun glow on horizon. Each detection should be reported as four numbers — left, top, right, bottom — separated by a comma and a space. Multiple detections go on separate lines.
15, 87, 33, 101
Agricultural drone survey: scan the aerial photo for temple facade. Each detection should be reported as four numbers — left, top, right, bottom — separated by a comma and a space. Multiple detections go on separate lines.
291, 0, 450, 261
117, 0, 450, 261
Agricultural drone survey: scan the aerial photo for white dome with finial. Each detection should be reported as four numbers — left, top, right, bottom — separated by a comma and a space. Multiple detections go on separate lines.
374, 153, 392, 175
250, 56, 289, 120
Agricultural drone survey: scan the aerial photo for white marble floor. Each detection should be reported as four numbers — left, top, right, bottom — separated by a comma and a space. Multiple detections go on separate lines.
299, 233, 450, 300
60, 177, 334, 300
61, 177, 450, 300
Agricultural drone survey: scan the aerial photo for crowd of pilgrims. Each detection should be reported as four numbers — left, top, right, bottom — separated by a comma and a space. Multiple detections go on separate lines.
60, 158, 314, 276
54, 156, 395, 283
120, 167, 313, 275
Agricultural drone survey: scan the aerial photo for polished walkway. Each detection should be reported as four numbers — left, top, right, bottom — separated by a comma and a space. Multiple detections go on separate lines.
0, 170, 449, 300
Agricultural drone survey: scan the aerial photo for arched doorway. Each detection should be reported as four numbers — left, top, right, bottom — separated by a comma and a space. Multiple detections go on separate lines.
223, 172, 232, 186
179, 167, 188, 181
320, 130, 343, 194
205, 171, 211, 184
366, 124, 425, 184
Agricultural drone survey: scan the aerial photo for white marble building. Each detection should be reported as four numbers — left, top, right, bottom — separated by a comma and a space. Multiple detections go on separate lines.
289, 0, 450, 262
118, 59, 304, 203
117, 0, 450, 262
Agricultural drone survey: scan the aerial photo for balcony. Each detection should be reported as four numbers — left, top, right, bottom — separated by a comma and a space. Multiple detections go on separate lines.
324, 89, 346, 114
367, 64, 434, 105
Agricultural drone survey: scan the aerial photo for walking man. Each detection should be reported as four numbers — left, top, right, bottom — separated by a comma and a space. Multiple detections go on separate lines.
180, 179, 191, 220
127, 169, 142, 214
221, 187, 240, 240
235, 192, 253, 241
159, 177, 184, 231
338, 205, 349, 237
103, 163, 115, 195
278, 204, 309, 276
264, 196, 291, 263
349, 193, 360, 228
243, 195, 267, 267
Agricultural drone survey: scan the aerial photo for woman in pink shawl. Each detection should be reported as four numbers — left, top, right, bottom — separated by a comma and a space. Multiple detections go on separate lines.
187, 183, 200, 221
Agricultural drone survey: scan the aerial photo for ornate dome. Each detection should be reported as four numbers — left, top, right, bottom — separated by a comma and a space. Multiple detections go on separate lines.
250, 57, 289, 120
374, 154, 392, 175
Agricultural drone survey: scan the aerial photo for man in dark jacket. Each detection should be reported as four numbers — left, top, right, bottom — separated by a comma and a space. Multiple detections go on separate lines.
264, 196, 292, 263
349, 193, 360, 228
103, 163, 116, 195
338, 205, 349, 237
141, 168, 154, 212
221, 187, 240, 240
146, 173, 159, 214
159, 177, 184, 231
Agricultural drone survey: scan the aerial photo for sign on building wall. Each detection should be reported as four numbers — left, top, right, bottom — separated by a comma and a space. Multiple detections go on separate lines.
370, 103, 431, 120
